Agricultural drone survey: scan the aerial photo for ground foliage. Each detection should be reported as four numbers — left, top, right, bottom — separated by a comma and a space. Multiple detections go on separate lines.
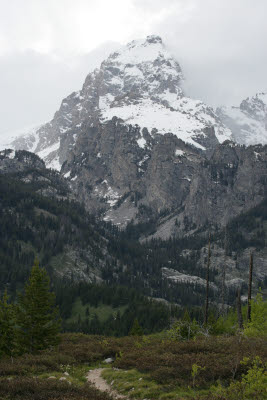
0, 334, 266, 399
0, 377, 112, 400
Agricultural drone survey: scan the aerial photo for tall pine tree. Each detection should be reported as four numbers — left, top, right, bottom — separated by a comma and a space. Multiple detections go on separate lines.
0, 290, 17, 359
17, 259, 61, 353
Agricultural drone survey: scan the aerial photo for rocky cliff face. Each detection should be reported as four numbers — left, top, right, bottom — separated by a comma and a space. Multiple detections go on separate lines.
61, 116, 267, 237
217, 91, 267, 145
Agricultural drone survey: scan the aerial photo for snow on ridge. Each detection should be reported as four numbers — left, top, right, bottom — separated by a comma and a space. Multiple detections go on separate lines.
100, 96, 230, 149
37, 141, 60, 160
36, 141, 61, 171
111, 35, 171, 65
100, 35, 184, 102
47, 156, 61, 171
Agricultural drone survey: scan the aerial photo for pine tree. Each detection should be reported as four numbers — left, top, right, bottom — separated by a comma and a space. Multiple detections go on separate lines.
0, 290, 17, 359
129, 318, 143, 336
17, 259, 61, 353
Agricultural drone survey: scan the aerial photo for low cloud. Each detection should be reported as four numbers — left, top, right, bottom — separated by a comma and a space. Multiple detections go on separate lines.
0, 42, 119, 134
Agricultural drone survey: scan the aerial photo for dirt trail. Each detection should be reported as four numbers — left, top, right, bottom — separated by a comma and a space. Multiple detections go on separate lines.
87, 368, 126, 399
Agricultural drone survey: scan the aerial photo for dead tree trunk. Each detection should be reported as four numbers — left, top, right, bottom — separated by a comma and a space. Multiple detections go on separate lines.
221, 228, 228, 315
236, 288, 243, 330
247, 252, 253, 322
204, 233, 211, 326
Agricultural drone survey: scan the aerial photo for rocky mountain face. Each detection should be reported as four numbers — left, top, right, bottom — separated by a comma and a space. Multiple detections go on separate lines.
217, 91, 267, 145
62, 122, 267, 237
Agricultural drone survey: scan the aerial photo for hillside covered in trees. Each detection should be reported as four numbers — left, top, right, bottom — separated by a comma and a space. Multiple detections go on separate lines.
0, 149, 267, 337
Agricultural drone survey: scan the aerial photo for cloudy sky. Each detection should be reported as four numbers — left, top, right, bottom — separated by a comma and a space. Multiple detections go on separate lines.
0, 0, 266, 135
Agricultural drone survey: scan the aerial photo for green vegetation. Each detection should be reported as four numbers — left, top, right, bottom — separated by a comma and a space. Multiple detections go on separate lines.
66, 298, 127, 324
0, 377, 112, 400
58, 283, 177, 336
129, 318, 143, 336
226, 197, 267, 253
243, 291, 267, 338
0, 172, 112, 295
213, 356, 267, 400
0, 333, 266, 399
16, 259, 61, 353
0, 271, 266, 398
0, 261, 61, 357
0, 290, 17, 359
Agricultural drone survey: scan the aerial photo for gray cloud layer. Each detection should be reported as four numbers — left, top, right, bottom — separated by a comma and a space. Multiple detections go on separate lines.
0, 0, 266, 135
0, 43, 119, 133
154, 0, 267, 106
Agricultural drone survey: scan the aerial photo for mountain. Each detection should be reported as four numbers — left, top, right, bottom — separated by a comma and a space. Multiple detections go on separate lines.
59, 115, 266, 237
217, 91, 267, 145
0, 149, 126, 292
1, 36, 267, 323
2, 36, 266, 237
0, 149, 223, 307
1, 148, 266, 311
3, 35, 232, 170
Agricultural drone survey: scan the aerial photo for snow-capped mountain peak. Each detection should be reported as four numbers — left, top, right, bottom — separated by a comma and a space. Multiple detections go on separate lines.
98, 34, 184, 103
95, 35, 231, 150
1, 35, 233, 169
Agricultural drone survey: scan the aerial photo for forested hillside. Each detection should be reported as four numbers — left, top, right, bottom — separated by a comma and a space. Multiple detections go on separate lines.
0, 149, 266, 337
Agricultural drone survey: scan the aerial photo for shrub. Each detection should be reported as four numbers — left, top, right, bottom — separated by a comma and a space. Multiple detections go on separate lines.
243, 291, 267, 338
167, 318, 206, 341
212, 356, 267, 400
0, 377, 112, 400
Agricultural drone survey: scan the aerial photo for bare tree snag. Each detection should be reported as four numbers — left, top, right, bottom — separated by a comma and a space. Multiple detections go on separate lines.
204, 233, 211, 326
236, 288, 243, 330
247, 252, 253, 322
